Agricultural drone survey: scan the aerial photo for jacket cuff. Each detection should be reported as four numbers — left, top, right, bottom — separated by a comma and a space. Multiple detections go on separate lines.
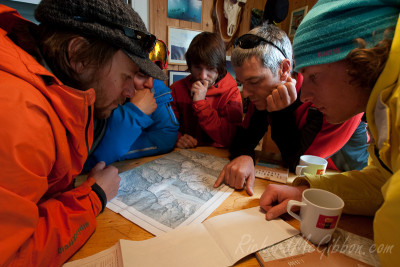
292, 176, 312, 187
91, 183, 107, 213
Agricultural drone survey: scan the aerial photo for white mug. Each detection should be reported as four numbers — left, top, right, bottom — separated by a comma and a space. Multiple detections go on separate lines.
287, 188, 344, 245
295, 155, 327, 176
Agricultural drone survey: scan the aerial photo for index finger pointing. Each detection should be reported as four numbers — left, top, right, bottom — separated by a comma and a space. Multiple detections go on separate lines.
214, 168, 225, 188
245, 174, 255, 196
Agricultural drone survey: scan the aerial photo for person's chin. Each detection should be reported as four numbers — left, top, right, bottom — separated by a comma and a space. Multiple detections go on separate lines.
253, 102, 267, 111
323, 112, 346, 125
94, 108, 113, 120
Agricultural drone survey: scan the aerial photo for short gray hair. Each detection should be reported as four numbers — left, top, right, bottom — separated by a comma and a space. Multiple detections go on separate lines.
231, 23, 293, 75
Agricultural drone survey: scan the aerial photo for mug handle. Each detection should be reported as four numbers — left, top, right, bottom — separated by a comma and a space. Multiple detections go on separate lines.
295, 165, 307, 176
287, 200, 306, 221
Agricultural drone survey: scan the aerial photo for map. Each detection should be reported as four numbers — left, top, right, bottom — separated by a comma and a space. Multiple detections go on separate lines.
107, 150, 234, 236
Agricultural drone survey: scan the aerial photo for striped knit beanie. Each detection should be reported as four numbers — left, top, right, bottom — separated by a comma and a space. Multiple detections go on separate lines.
293, 0, 400, 72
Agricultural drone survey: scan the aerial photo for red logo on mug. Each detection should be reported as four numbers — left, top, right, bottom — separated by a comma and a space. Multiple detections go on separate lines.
316, 169, 325, 175
316, 215, 338, 229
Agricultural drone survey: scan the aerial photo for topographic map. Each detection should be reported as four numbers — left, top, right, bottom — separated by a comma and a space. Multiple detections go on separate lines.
107, 150, 234, 235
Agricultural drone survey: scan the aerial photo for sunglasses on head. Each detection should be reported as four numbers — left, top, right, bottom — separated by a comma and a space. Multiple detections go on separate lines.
233, 34, 288, 59
149, 39, 169, 70
73, 16, 157, 53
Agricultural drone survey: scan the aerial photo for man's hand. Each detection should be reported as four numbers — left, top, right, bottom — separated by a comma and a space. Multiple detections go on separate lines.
266, 76, 297, 112
214, 155, 255, 196
89, 161, 121, 201
259, 184, 309, 220
130, 89, 157, 115
176, 134, 198, 148
191, 80, 208, 101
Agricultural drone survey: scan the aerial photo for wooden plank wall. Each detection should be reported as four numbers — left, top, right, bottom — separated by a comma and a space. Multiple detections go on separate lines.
280, 0, 318, 41
148, 0, 318, 72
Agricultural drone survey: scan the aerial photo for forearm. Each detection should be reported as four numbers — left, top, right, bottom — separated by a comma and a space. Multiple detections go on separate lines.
270, 104, 318, 171
229, 109, 269, 161
293, 164, 386, 215
194, 99, 243, 147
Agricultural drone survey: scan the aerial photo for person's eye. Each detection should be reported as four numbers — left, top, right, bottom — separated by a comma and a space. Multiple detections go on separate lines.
249, 80, 259, 86
123, 74, 133, 82
134, 72, 148, 82
135, 72, 146, 78
309, 73, 318, 84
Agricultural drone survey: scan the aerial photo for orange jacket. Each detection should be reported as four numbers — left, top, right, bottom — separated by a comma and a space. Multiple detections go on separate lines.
0, 5, 102, 267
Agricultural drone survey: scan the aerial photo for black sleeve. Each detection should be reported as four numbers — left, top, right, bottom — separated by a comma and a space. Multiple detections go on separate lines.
91, 183, 107, 213
270, 101, 323, 172
229, 108, 269, 163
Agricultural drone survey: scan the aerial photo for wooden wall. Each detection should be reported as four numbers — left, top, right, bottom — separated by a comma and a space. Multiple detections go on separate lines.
149, 0, 318, 72
280, 0, 318, 40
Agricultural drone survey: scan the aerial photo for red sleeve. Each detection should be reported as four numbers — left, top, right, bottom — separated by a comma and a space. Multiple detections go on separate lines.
193, 87, 243, 147
169, 84, 178, 120
304, 113, 364, 168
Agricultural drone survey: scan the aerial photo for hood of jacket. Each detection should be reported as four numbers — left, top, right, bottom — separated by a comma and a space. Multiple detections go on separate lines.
0, 5, 96, 127
0, 5, 95, 183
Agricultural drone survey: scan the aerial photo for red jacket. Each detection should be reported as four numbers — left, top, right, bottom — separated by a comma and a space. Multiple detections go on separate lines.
0, 6, 101, 266
170, 72, 243, 147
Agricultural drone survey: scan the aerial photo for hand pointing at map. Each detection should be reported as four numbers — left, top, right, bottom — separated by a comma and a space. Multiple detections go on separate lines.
214, 155, 255, 196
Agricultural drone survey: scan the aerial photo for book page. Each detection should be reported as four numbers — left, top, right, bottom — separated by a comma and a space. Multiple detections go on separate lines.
257, 234, 315, 262
65, 207, 298, 267
256, 229, 380, 267
63, 242, 123, 267
255, 162, 288, 184
202, 207, 299, 265
119, 224, 230, 267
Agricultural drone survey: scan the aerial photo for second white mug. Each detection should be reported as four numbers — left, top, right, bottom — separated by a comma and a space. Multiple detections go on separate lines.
295, 155, 327, 176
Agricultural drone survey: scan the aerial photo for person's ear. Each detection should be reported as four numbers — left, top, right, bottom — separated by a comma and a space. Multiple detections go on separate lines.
279, 59, 291, 82
68, 37, 89, 74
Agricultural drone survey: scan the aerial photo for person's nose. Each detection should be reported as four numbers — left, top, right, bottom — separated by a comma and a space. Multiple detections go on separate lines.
144, 76, 154, 89
122, 81, 136, 98
241, 86, 251, 98
200, 69, 208, 80
300, 86, 312, 103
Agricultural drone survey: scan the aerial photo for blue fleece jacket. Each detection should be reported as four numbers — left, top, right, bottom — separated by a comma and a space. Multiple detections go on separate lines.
84, 80, 179, 170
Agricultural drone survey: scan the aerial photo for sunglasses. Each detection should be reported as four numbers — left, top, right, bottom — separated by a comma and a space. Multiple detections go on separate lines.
149, 39, 169, 70
233, 34, 288, 59
73, 16, 157, 53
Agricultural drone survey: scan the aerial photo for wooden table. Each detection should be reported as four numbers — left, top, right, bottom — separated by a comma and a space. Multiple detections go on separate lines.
68, 147, 374, 266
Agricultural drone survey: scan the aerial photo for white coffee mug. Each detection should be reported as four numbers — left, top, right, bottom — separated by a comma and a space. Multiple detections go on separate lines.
295, 155, 327, 176
287, 188, 344, 245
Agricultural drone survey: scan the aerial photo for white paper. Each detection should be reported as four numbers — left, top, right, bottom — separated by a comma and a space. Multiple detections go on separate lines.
64, 207, 299, 267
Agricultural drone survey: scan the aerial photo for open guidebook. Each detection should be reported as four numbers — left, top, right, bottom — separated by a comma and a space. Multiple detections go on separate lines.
64, 207, 299, 267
